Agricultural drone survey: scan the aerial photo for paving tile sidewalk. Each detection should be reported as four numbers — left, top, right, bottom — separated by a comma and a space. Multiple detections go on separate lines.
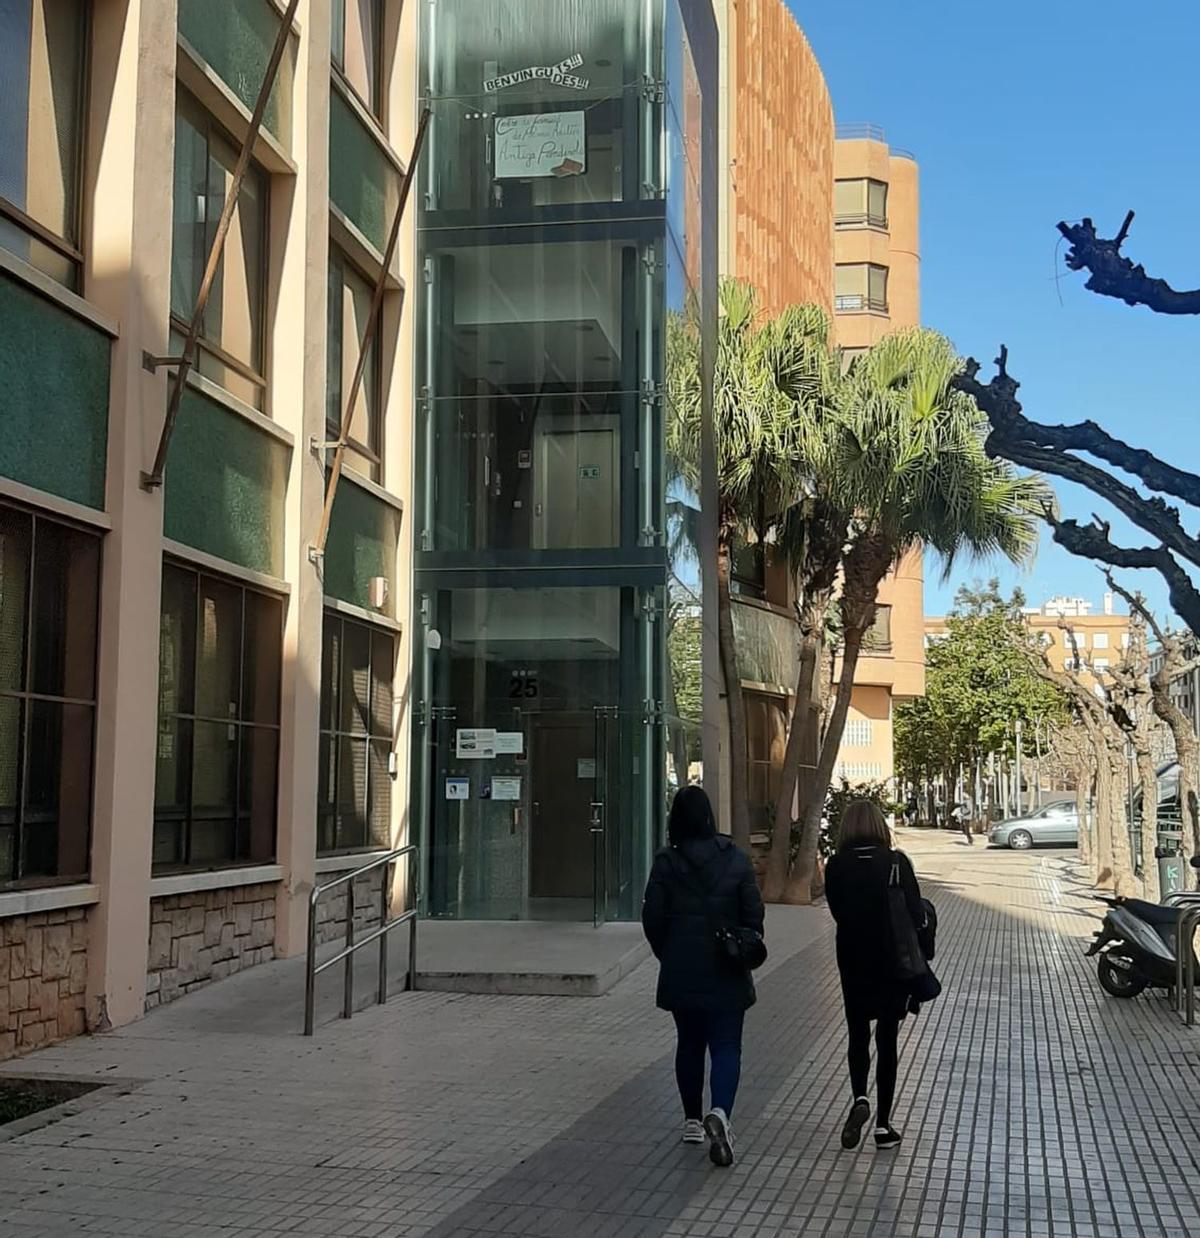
3, 833, 1200, 1237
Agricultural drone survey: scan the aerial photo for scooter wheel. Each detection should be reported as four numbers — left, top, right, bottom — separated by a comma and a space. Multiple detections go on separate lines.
1098, 954, 1148, 999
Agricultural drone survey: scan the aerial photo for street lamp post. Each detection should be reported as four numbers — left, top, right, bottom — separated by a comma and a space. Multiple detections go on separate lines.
1015, 719, 1024, 817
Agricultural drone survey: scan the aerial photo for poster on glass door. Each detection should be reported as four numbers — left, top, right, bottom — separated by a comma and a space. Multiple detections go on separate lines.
495, 112, 586, 179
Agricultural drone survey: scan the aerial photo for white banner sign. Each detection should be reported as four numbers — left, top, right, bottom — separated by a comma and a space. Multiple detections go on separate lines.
495, 111, 586, 179
484, 54, 589, 94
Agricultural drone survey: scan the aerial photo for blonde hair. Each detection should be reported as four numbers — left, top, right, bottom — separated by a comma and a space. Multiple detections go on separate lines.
839, 800, 892, 849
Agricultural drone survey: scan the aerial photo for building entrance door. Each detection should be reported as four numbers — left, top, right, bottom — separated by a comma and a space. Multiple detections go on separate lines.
530, 714, 595, 917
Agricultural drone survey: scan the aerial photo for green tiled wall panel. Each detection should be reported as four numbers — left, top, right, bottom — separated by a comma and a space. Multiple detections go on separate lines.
178, 0, 294, 146
0, 273, 109, 510
329, 90, 399, 252
324, 476, 399, 617
163, 386, 288, 577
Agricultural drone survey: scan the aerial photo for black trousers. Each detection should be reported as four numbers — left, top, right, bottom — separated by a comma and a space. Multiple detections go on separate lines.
846, 1013, 901, 1126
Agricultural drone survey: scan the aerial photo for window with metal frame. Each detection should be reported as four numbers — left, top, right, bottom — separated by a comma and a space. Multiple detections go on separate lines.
0, 0, 89, 290
834, 263, 888, 314
0, 501, 100, 889
833, 178, 888, 230
865, 604, 892, 651
744, 691, 786, 833
332, 0, 386, 121
170, 90, 270, 410
317, 612, 395, 855
153, 562, 282, 872
327, 244, 383, 481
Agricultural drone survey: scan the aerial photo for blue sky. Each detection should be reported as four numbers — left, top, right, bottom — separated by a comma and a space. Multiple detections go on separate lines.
794, 0, 1200, 623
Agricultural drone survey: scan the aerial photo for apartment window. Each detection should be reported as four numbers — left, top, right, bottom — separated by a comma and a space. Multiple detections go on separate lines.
834, 178, 888, 229
332, 0, 385, 120
318, 613, 395, 854
1092, 632, 1109, 650
866, 605, 892, 651
153, 563, 282, 872
0, 503, 99, 889
170, 91, 269, 410
0, 0, 88, 289
843, 718, 873, 749
1093, 658, 1111, 673
745, 692, 786, 831
835, 263, 888, 314
836, 762, 883, 783
1121, 632, 1130, 649
327, 245, 382, 480
840, 346, 868, 374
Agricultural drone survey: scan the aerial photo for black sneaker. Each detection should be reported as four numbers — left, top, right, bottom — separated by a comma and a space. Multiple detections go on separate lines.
874, 1125, 902, 1150
840, 1098, 871, 1149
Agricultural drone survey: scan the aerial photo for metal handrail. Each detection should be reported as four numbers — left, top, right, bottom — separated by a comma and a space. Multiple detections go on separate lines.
303, 845, 418, 1035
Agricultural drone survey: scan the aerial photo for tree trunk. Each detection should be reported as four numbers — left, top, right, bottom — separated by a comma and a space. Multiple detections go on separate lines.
1085, 715, 1115, 887
716, 536, 751, 851
1075, 758, 1093, 871
1146, 667, 1200, 881
1135, 744, 1160, 901
787, 619, 870, 903
763, 630, 817, 900
1108, 747, 1136, 897
764, 594, 829, 900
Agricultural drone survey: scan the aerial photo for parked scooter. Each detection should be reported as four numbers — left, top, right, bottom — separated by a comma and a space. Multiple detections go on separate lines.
1086, 858, 1200, 998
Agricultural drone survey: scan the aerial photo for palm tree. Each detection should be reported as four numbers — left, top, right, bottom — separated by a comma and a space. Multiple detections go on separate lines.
666, 280, 824, 849
780, 328, 1051, 901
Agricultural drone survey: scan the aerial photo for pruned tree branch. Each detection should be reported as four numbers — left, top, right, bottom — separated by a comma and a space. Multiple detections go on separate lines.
1048, 516, 1200, 635
1058, 212, 1200, 316
956, 357, 1200, 570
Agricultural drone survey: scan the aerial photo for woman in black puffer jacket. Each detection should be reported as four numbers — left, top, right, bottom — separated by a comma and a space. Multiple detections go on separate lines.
642, 786, 764, 1167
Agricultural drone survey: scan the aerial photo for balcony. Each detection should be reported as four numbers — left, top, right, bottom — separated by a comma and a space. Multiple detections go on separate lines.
835, 293, 888, 314
835, 212, 889, 232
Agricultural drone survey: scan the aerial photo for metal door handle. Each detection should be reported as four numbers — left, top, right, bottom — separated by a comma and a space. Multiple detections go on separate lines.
590, 801, 603, 834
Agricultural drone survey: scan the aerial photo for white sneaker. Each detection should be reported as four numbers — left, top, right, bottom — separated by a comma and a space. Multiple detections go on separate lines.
704, 1107, 735, 1167
682, 1118, 705, 1145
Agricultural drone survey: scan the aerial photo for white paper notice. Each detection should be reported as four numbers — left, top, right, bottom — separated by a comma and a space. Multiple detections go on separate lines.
491, 776, 522, 801
445, 777, 470, 801
576, 758, 597, 780
494, 732, 525, 755
495, 112, 586, 179
456, 728, 497, 759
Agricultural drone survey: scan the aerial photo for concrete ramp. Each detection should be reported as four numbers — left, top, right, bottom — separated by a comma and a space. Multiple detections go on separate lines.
416, 920, 651, 997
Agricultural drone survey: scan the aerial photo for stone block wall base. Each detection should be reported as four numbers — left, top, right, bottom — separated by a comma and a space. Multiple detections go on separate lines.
146, 883, 278, 1012
0, 908, 89, 1062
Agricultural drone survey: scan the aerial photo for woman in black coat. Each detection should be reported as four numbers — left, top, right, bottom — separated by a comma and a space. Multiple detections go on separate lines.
824, 800, 924, 1152
642, 786, 764, 1168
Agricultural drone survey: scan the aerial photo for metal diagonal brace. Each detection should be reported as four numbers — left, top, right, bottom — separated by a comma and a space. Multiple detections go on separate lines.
308, 106, 432, 564
140, 0, 301, 492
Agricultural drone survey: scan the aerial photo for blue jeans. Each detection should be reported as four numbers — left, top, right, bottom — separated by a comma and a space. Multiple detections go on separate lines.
672, 1009, 745, 1120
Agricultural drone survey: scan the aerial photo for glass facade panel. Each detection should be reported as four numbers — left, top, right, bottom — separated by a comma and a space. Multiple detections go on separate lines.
177, 0, 296, 147
415, 0, 714, 922
0, 0, 87, 288
318, 612, 395, 855
0, 501, 99, 889
327, 245, 382, 479
153, 562, 282, 872
171, 92, 269, 409
332, 0, 384, 119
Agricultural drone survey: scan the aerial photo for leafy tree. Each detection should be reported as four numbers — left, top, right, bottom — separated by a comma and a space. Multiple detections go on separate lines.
666, 281, 825, 849
895, 581, 1070, 826
776, 332, 1048, 901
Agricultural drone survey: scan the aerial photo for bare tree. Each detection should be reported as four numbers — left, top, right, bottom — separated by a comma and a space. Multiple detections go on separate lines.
1105, 575, 1200, 868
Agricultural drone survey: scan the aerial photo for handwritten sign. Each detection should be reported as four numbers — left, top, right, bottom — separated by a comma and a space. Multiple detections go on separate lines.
495, 112, 586, 179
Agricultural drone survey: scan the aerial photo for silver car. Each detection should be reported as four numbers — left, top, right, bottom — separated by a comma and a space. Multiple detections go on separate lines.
989, 802, 1079, 850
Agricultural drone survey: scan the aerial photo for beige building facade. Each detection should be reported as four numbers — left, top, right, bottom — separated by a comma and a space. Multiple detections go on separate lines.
926, 595, 1132, 699
0, 0, 417, 1060
830, 126, 924, 789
